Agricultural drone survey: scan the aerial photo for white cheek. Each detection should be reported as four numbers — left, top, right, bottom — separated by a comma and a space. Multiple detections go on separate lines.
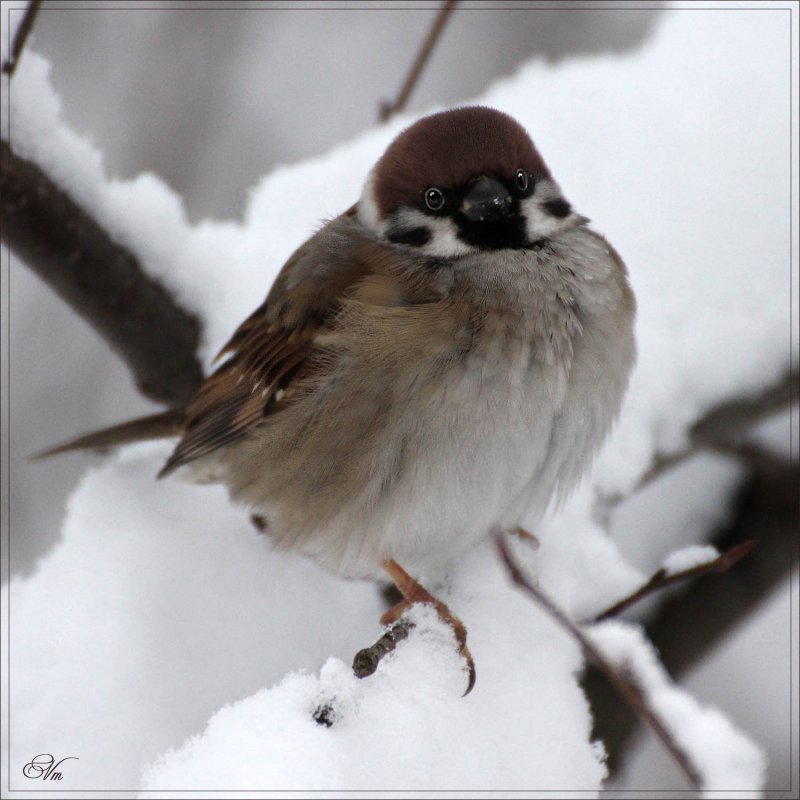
421, 216, 475, 258
390, 206, 475, 258
522, 174, 580, 241
522, 196, 563, 241
357, 170, 384, 234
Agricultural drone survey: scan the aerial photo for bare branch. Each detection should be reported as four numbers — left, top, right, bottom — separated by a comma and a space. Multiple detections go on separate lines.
594, 539, 756, 622
310, 621, 414, 727
2, 0, 42, 76
379, 0, 458, 122
641, 470, 796, 676
352, 620, 414, 679
691, 370, 796, 447
494, 530, 703, 791
1, 139, 204, 407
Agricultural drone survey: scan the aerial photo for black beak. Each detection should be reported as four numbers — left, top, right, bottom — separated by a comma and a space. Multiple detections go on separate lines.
460, 176, 512, 223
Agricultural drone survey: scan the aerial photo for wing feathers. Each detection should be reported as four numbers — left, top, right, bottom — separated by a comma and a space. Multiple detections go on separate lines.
162, 214, 427, 476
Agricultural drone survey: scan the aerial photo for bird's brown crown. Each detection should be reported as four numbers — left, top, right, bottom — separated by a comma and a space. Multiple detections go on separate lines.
372, 106, 550, 218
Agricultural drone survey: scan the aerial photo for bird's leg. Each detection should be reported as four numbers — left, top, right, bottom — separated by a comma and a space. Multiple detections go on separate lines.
381, 559, 475, 695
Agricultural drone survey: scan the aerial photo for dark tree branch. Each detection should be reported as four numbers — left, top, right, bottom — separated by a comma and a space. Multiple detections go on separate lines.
593, 539, 756, 622
1, 139, 204, 407
494, 530, 703, 790
379, 0, 458, 122
2, 0, 42, 76
692, 370, 796, 448
585, 455, 798, 774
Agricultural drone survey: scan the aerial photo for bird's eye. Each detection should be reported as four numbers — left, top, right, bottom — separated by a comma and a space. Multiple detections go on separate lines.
514, 169, 529, 193
424, 187, 445, 211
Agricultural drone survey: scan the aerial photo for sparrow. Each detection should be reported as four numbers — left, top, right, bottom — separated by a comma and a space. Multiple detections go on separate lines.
43, 106, 637, 693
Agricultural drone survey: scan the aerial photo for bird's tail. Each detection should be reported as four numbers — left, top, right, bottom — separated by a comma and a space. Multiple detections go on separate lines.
31, 409, 185, 460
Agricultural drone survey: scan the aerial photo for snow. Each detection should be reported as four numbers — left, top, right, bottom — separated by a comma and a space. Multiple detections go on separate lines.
615, 570, 797, 793
662, 545, 721, 577
140, 591, 603, 793
6, 450, 610, 792
589, 621, 767, 794
4, 7, 792, 795
6, 443, 386, 790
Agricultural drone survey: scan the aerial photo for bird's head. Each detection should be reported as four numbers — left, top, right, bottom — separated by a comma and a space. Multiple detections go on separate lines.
359, 106, 580, 257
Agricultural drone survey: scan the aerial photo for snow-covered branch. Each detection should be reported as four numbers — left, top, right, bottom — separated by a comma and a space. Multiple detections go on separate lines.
495, 530, 704, 790
594, 540, 755, 622
587, 456, 797, 774
0, 139, 204, 407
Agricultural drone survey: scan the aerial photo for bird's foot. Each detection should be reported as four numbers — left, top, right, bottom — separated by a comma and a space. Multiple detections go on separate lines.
380, 559, 475, 695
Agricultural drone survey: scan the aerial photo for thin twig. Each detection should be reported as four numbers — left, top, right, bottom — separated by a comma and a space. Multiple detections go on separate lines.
593, 540, 756, 622
494, 530, 703, 790
1, 140, 204, 407
379, 0, 458, 122
310, 621, 415, 727
352, 620, 414, 679
2, 0, 42, 76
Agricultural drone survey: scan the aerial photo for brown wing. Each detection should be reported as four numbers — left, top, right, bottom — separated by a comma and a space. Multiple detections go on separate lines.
159, 209, 417, 478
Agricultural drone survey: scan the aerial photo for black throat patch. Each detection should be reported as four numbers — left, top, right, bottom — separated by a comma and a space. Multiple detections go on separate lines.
454, 213, 531, 250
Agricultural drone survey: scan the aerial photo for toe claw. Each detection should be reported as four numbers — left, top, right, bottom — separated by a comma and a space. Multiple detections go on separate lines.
380, 560, 476, 696
462, 646, 476, 696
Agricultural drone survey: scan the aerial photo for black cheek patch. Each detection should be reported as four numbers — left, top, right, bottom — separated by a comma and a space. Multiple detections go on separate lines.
542, 198, 572, 219
387, 226, 431, 247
